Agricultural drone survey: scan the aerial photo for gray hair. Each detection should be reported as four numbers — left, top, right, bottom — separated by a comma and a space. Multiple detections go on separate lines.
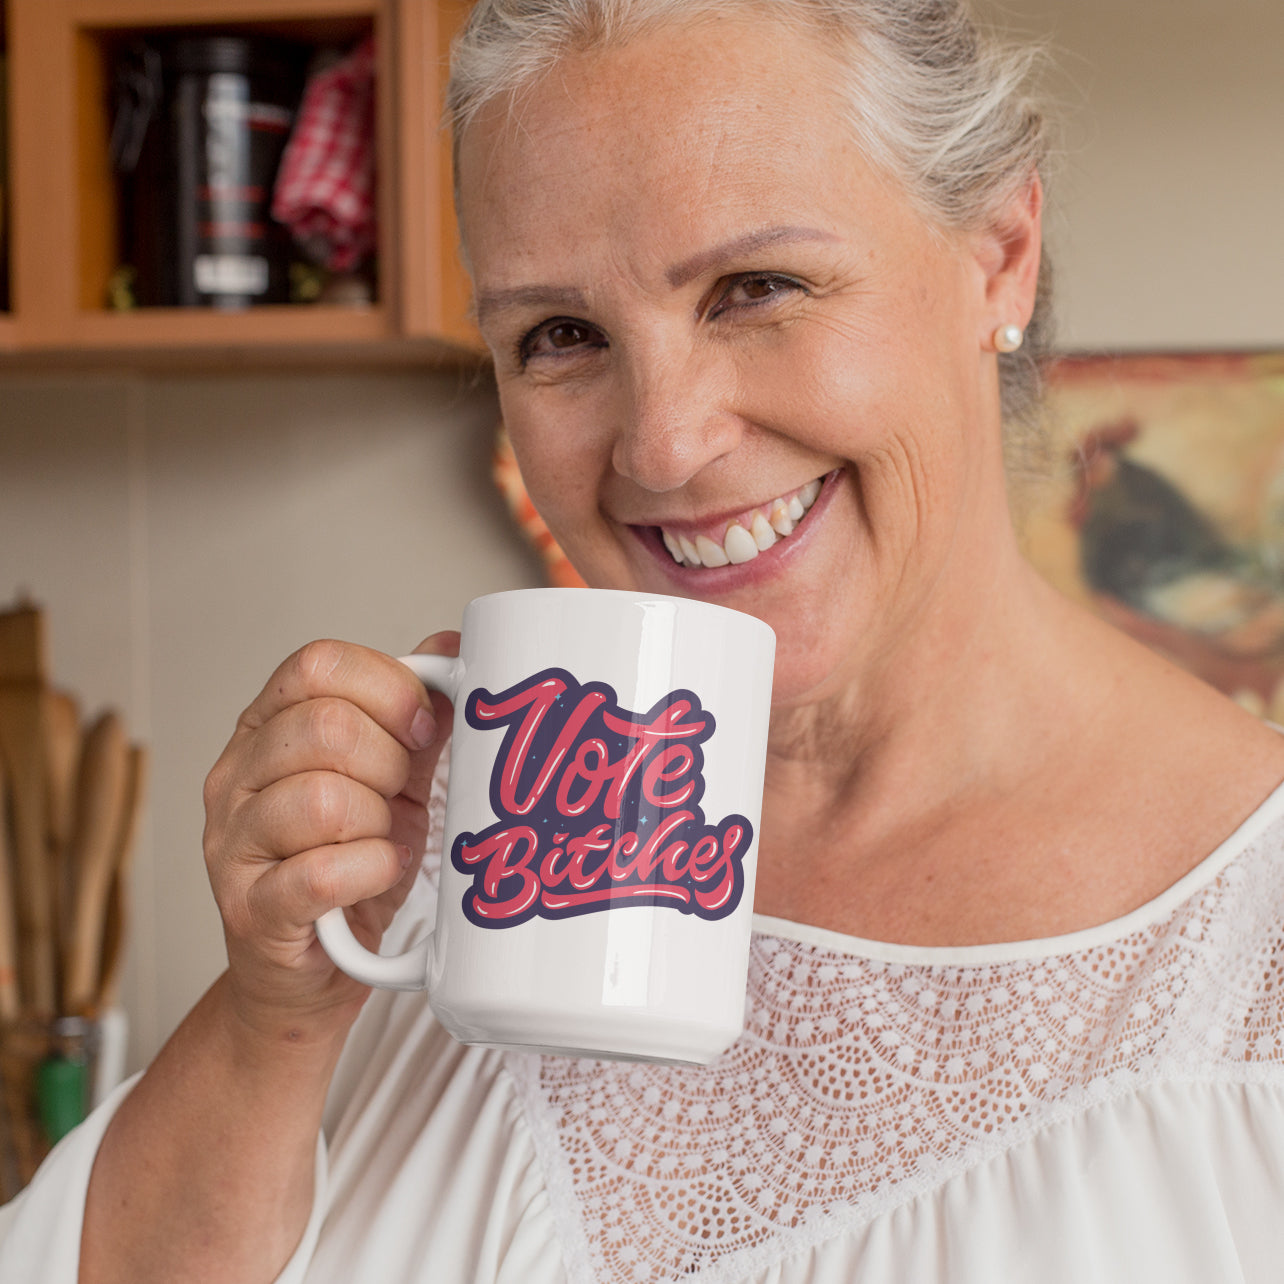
447, 0, 1055, 480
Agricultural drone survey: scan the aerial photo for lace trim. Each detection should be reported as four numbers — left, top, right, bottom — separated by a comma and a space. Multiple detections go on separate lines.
508, 812, 1284, 1283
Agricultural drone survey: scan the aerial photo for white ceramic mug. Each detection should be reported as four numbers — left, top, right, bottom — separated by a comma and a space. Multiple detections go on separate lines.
316, 588, 775, 1064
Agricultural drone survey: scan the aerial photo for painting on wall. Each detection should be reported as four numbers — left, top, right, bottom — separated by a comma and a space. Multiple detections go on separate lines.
491, 350, 1284, 715
1021, 351, 1284, 715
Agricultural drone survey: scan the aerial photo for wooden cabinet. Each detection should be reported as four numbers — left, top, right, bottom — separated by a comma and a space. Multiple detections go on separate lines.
1, 0, 481, 365
0, 3, 12, 352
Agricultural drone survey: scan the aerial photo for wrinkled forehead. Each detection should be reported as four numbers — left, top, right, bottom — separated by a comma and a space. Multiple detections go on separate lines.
452, 13, 856, 264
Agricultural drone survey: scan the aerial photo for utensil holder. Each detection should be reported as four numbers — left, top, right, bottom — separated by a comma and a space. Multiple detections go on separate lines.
0, 1015, 100, 1200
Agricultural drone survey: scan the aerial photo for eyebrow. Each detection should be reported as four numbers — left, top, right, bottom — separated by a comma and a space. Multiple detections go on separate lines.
666, 225, 840, 288
474, 284, 591, 329
473, 225, 839, 327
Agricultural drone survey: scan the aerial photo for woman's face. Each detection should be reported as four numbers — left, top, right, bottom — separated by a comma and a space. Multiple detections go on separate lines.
457, 16, 1031, 707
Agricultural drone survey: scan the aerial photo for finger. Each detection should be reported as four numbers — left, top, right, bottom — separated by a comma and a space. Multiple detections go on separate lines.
228, 772, 394, 863
347, 847, 426, 936
408, 632, 460, 726
388, 790, 432, 857
236, 696, 413, 797
242, 838, 412, 935
390, 632, 461, 810
240, 640, 438, 754
397, 729, 445, 809
409, 630, 460, 658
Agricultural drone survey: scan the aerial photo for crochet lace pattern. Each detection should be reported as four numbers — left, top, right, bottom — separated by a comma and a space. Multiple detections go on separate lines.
500, 816, 1284, 1283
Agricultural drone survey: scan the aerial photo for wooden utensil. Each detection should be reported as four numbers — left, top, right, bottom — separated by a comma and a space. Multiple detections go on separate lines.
44, 690, 80, 857
95, 876, 128, 1016
0, 762, 22, 1023
61, 711, 129, 1016
0, 606, 56, 1014
43, 689, 81, 952
95, 743, 148, 1013
0, 763, 30, 1200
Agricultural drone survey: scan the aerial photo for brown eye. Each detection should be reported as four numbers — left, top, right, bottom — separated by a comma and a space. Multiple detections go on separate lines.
548, 322, 592, 348
519, 317, 607, 365
712, 273, 803, 317
740, 277, 781, 300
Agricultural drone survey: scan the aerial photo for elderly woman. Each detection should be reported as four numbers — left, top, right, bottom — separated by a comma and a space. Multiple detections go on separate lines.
6, 0, 1284, 1281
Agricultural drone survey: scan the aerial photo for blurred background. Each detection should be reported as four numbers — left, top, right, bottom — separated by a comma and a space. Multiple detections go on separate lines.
0, 0, 1280, 1084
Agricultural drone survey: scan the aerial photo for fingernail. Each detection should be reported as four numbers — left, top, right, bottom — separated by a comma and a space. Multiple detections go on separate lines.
409, 707, 435, 749
397, 844, 415, 870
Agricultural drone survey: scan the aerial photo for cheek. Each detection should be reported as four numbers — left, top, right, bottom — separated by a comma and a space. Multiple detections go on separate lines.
738, 326, 893, 463
761, 301, 980, 467
502, 402, 609, 546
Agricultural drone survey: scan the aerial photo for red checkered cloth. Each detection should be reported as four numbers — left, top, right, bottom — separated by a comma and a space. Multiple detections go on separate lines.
271, 36, 377, 273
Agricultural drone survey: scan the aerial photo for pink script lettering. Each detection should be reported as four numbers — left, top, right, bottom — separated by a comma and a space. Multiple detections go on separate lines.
450, 668, 752, 927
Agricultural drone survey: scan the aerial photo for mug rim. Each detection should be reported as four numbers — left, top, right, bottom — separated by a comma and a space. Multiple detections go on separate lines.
464, 586, 776, 642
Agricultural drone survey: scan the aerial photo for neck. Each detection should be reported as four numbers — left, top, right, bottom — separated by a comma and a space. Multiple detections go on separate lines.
759, 533, 1108, 878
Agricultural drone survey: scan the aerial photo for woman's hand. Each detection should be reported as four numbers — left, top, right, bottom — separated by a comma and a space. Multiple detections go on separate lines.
202, 635, 457, 1040
82, 637, 459, 1284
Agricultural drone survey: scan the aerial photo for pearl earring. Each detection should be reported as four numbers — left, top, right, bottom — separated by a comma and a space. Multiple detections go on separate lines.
993, 323, 1024, 354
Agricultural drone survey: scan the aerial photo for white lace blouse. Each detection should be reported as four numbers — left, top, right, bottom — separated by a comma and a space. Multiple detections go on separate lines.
5, 777, 1284, 1283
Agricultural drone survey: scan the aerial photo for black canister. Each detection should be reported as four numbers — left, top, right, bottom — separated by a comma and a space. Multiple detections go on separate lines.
115, 36, 306, 308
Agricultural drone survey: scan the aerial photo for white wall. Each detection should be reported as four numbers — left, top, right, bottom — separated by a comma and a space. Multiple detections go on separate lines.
0, 370, 541, 1069
980, 0, 1284, 350
0, 0, 1280, 1071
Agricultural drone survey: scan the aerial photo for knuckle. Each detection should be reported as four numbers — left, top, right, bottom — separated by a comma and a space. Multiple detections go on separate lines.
300, 853, 342, 911
233, 697, 263, 735
201, 812, 224, 868
303, 773, 356, 840
308, 697, 362, 761
203, 754, 232, 813
293, 639, 348, 693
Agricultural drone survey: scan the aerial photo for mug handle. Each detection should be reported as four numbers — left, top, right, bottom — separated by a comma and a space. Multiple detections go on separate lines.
313, 653, 464, 991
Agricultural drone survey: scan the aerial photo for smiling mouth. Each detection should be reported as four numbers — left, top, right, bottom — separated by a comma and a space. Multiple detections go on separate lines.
655, 476, 826, 569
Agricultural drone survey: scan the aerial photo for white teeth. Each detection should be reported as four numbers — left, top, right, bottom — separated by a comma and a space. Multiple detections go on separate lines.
695, 534, 730, 568
658, 475, 826, 569
723, 523, 759, 564
750, 512, 778, 551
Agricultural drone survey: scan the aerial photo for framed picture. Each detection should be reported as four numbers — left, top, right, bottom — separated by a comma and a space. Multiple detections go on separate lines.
1022, 352, 1284, 714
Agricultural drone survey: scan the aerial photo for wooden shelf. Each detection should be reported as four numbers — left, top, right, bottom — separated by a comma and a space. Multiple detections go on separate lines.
63, 0, 375, 31
68, 302, 390, 346
2, 0, 483, 366
1, 1, 10, 323
0, 333, 487, 374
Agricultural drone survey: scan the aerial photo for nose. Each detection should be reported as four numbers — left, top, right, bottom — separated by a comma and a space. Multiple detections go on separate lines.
610, 347, 744, 493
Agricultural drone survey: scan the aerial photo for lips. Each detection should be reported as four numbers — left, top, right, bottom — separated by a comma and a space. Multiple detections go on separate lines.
655, 477, 824, 569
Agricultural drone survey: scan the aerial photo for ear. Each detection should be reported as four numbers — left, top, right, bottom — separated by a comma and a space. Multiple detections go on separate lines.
969, 172, 1043, 349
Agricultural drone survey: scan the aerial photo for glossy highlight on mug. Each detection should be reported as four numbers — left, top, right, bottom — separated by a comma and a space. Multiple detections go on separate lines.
451, 667, 753, 927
